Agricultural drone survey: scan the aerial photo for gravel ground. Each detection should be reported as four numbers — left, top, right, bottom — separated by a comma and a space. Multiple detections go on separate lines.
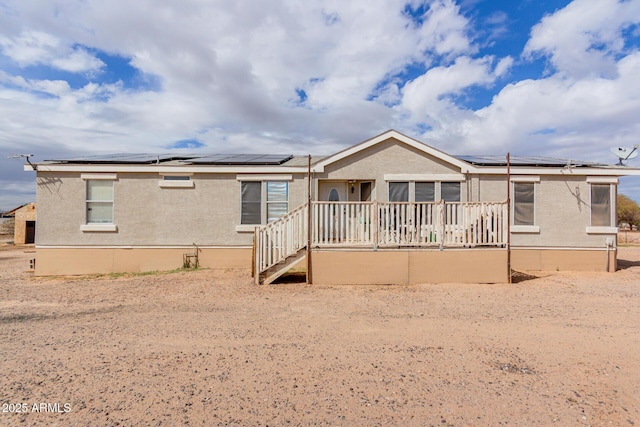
1, 243, 639, 426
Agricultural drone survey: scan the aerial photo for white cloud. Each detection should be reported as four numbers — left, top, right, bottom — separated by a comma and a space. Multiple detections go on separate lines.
0, 30, 104, 73
1, 0, 640, 207
399, 55, 512, 124
524, 0, 640, 78
455, 51, 640, 159
415, 0, 473, 57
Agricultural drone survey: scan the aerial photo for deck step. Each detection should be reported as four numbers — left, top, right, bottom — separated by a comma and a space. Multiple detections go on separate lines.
262, 250, 306, 285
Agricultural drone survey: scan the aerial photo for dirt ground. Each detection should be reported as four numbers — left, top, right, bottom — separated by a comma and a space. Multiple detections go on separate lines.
1, 243, 639, 426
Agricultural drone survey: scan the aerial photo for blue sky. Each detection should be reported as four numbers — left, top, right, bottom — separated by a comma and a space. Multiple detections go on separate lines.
1, 0, 640, 210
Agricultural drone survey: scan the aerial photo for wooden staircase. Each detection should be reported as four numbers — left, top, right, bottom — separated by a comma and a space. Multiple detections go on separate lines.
254, 204, 308, 285
260, 250, 306, 285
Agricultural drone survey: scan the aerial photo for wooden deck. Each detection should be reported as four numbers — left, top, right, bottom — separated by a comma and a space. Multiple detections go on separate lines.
254, 200, 508, 284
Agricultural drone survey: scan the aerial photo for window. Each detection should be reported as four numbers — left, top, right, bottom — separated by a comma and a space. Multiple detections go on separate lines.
591, 184, 612, 226
389, 182, 409, 202
158, 174, 194, 188
510, 177, 540, 233
388, 181, 458, 202
514, 182, 535, 226
87, 180, 114, 223
266, 181, 288, 223
441, 182, 460, 202
163, 175, 190, 181
240, 181, 289, 225
241, 182, 261, 224
415, 182, 435, 202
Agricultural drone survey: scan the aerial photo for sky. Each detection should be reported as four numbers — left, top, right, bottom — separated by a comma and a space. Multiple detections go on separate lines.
1, 0, 640, 210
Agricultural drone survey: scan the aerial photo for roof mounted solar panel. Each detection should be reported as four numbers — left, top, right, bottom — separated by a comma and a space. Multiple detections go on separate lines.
46, 153, 197, 164
455, 155, 605, 167
187, 154, 294, 165
44, 152, 295, 165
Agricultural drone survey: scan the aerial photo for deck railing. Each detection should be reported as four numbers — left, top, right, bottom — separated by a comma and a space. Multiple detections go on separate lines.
312, 200, 508, 248
254, 203, 308, 273
254, 200, 508, 278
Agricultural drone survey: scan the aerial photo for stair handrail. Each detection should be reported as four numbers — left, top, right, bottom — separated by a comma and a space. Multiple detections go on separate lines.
255, 203, 309, 274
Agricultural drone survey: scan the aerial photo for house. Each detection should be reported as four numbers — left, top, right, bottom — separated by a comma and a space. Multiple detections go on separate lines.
28, 130, 640, 284
1, 202, 36, 244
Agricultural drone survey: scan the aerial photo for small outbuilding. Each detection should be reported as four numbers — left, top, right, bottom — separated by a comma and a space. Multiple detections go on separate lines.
12, 202, 37, 244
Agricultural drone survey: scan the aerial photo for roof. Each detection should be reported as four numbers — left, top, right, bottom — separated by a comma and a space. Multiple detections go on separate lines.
45, 153, 297, 166
28, 130, 640, 177
455, 155, 607, 168
311, 129, 472, 173
1, 202, 35, 217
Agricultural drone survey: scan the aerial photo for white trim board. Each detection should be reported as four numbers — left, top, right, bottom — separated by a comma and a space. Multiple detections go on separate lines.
36, 245, 253, 249
384, 173, 465, 181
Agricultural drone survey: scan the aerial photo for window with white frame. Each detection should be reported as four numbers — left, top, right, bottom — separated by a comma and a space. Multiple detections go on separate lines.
266, 181, 288, 222
240, 181, 289, 225
86, 180, 114, 224
158, 173, 194, 188
389, 181, 442, 202
510, 177, 539, 233
585, 177, 618, 233
514, 182, 535, 226
590, 184, 613, 227
241, 181, 262, 224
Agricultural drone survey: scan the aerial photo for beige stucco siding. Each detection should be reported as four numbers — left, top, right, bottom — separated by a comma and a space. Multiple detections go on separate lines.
35, 247, 251, 275
316, 138, 467, 201
36, 171, 307, 246
311, 248, 508, 284
477, 174, 616, 248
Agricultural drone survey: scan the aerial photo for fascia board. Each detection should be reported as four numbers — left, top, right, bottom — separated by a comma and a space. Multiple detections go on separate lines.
34, 164, 308, 174
465, 166, 640, 176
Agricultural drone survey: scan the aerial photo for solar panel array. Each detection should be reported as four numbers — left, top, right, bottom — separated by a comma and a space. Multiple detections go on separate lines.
186, 154, 294, 165
47, 153, 190, 164
46, 153, 295, 165
455, 155, 604, 167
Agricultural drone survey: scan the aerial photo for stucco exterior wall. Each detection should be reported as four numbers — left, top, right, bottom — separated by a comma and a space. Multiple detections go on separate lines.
36, 172, 307, 247
13, 203, 36, 244
310, 248, 508, 284
477, 174, 616, 248
511, 248, 616, 272
35, 247, 251, 275
316, 138, 467, 202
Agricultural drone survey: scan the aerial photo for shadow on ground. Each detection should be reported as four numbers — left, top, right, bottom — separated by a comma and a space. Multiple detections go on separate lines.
616, 258, 640, 270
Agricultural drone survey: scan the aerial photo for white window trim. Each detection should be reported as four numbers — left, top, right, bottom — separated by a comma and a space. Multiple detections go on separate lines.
586, 176, 618, 184
511, 225, 540, 233
238, 180, 289, 230
510, 176, 540, 183
586, 226, 618, 234
83, 177, 116, 231
588, 182, 616, 230
81, 173, 117, 181
236, 174, 293, 181
158, 180, 194, 188
384, 174, 465, 182
158, 173, 194, 188
81, 224, 118, 232
511, 181, 538, 230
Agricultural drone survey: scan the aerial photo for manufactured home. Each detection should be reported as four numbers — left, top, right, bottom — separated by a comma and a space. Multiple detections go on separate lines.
29, 130, 639, 284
